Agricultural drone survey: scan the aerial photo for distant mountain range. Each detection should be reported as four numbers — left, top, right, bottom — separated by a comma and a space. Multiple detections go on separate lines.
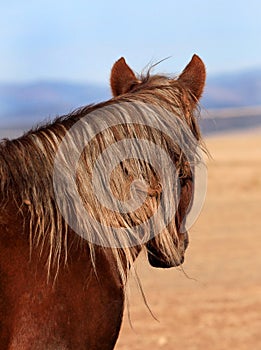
203, 68, 261, 108
0, 81, 110, 128
0, 68, 261, 134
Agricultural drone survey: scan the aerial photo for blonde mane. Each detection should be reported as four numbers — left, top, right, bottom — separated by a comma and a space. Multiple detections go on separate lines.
0, 69, 204, 284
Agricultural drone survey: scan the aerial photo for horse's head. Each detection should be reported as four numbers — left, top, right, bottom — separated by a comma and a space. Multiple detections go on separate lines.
109, 55, 206, 268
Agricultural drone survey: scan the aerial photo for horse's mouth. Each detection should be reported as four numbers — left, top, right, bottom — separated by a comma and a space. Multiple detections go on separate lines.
146, 231, 189, 268
147, 249, 185, 269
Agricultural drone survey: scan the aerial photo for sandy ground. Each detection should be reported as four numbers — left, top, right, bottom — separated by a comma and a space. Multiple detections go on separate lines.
115, 130, 261, 350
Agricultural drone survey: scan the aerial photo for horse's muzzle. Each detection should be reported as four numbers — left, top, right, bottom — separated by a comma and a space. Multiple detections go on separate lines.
147, 251, 184, 268
146, 231, 189, 268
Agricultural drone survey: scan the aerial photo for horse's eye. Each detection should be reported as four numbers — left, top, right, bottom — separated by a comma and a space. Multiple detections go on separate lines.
179, 175, 193, 187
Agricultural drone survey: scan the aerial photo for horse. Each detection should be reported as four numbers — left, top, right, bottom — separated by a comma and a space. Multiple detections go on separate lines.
0, 54, 206, 349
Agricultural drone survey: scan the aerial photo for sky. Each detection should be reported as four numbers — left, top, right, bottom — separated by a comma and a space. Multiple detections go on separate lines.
1, 0, 261, 84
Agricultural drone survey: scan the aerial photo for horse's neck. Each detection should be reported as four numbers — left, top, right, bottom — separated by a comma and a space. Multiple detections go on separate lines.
0, 224, 125, 349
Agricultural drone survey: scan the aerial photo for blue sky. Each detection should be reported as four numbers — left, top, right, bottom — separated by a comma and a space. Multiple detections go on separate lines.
1, 0, 261, 84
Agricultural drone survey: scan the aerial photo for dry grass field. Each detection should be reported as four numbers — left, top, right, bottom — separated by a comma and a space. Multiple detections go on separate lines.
116, 129, 261, 350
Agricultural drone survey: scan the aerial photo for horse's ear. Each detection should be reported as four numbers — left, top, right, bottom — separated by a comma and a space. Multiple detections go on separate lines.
178, 54, 206, 101
110, 57, 138, 97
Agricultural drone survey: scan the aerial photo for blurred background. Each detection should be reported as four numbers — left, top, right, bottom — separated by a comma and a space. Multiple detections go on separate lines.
1, 1, 261, 349
1, 0, 261, 133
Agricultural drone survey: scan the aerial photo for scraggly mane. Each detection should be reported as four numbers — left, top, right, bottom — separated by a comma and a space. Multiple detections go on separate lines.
0, 73, 204, 283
